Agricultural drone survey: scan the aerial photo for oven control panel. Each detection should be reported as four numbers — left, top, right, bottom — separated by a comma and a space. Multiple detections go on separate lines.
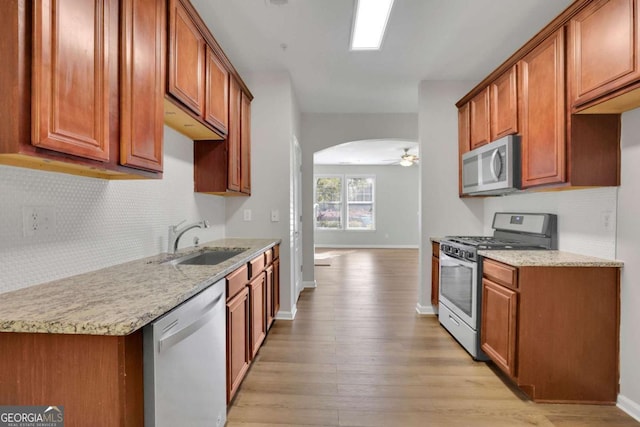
440, 243, 476, 262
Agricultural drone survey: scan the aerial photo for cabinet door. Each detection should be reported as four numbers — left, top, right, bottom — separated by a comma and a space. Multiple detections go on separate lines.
431, 255, 440, 307
469, 87, 491, 149
273, 258, 280, 316
120, 0, 165, 172
32, 0, 111, 161
227, 78, 242, 192
265, 264, 274, 329
458, 103, 470, 196
249, 273, 266, 359
519, 30, 566, 188
205, 46, 229, 134
490, 65, 518, 140
240, 91, 252, 195
226, 287, 250, 403
569, 0, 640, 108
481, 278, 518, 378
168, 0, 205, 115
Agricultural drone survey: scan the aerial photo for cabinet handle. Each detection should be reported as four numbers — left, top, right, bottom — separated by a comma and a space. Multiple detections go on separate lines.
449, 315, 460, 327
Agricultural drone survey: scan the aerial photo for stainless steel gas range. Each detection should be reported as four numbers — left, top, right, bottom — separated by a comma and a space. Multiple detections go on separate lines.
438, 212, 557, 360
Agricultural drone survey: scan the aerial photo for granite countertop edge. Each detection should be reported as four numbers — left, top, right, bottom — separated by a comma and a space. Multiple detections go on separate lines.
0, 238, 281, 336
478, 250, 624, 267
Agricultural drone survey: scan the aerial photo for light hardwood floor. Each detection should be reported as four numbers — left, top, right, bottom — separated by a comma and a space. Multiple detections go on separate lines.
227, 248, 638, 426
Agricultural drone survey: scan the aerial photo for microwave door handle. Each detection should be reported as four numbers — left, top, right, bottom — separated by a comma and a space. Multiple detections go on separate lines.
490, 149, 502, 181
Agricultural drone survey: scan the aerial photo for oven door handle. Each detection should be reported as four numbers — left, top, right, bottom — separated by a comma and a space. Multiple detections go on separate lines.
439, 252, 476, 269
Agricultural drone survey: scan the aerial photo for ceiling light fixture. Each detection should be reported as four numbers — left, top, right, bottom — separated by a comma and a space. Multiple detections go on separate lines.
350, 0, 395, 51
399, 158, 413, 167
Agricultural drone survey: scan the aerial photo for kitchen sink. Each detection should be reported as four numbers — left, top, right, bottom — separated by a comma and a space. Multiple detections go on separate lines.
166, 248, 247, 266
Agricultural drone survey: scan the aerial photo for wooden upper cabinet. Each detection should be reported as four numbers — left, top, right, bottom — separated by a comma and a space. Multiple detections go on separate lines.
120, 0, 165, 172
240, 91, 252, 195
227, 77, 242, 192
32, 0, 110, 161
518, 30, 566, 188
168, 0, 205, 115
205, 46, 229, 134
469, 87, 491, 149
490, 65, 518, 140
568, 0, 640, 109
457, 104, 470, 196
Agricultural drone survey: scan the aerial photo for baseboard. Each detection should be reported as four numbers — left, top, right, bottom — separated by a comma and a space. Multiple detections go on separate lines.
314, 244, 419, 249
618, 394, 640, 422
303, 280, 317, 289
415, 302, 436, 316
275, 305, 297, 321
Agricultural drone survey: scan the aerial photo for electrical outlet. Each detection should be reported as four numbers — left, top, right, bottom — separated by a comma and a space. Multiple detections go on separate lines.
271, 209, 280, 222
601, 210, 614, 232
243, 209, 252, 221
22, 206, 55, 237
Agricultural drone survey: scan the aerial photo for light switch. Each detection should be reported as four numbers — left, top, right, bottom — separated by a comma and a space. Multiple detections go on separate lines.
271, 209, 280, 222
243, 209, 252, 221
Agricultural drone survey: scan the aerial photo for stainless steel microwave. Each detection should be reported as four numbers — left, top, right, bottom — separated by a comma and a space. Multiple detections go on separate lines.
461, 135, 521, 196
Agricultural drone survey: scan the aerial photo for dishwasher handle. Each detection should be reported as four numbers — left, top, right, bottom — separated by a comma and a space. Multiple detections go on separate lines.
158, 293, 223, 353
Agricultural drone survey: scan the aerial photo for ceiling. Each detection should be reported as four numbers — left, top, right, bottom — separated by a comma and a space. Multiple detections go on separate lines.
190, 0, 573, 164
314, 140, 418, 166
190, 0, 574, 114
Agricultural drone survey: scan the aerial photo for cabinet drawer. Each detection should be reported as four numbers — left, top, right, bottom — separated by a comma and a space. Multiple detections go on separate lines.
265, 248, 273, 266
249, 254, 265, 279
226, 264, 248, 299
483, 259, 517, 289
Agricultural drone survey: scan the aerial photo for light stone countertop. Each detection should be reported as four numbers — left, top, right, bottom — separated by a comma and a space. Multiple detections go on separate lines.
0, 238, 280, 336
478, 250, 624, 267
430, 237, 442, 243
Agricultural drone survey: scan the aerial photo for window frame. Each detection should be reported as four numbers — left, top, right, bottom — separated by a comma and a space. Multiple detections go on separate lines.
313, 174, 376, 232
345, 175, 376, 231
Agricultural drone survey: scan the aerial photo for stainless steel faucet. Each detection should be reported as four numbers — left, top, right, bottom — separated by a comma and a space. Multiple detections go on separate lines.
168, 220, 210, 254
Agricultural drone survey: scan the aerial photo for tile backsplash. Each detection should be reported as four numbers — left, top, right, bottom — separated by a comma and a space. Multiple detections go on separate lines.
483, 187, 618, 259
0, 127, 226, 294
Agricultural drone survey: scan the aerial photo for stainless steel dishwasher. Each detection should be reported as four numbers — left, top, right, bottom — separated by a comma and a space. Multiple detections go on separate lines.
143, 279, 226, 427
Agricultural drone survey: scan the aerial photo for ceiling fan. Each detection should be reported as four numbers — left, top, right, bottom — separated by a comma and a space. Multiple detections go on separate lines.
397, 148, 419, 167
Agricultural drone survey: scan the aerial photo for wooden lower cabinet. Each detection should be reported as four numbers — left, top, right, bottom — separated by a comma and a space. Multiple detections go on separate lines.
225, 246, 280, 402
226, 286, 250, 403
431, 241, 440, 306
480, 258, 620, 403
481, 278, 517, 378
249, 272, 267, 358
266, 264, 275, 329
0, 331, 143, 427
273, 257, 280, 316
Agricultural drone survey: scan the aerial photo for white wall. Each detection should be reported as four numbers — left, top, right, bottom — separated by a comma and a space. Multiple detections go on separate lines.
314, 164, 419, 247
225, 71, 299, 319
301, 113, 418, 284
418, 81, 484, 313
0, 126, 226, 294
483, 187, 617, 259
617, 108, 640, 418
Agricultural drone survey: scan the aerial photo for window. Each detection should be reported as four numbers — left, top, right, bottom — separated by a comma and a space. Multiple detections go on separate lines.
315, 176, 342, 229
347, 176, 375, 230
314, 175, 375, 231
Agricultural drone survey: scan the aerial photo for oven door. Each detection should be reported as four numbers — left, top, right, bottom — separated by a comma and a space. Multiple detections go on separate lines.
438, 251, 478, 329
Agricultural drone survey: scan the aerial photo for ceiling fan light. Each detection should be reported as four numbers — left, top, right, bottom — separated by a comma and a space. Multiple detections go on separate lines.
399, 158, 413, 167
